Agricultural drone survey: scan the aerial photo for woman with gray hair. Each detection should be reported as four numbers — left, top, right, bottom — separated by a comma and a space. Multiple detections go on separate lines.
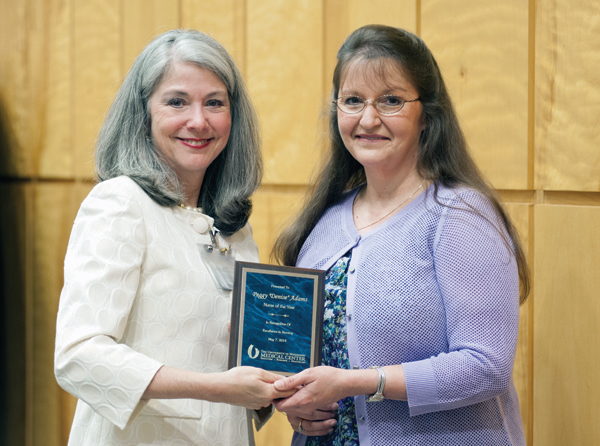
54, 29, 293, 445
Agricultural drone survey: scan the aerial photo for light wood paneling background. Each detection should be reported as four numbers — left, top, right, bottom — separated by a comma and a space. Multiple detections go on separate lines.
1, 1, 598, 445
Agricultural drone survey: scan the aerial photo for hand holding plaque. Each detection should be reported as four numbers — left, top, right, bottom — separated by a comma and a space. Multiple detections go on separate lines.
228, 261, 324, 375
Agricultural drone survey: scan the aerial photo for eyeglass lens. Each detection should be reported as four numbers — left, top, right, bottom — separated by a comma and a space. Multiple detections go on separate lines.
336, 95, 406, 114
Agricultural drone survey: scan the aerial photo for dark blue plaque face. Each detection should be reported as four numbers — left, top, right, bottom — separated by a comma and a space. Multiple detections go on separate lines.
229, 262, 324, 375
241, 272, 315, 374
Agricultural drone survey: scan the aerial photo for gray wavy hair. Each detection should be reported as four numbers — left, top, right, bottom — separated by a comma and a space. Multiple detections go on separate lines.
96, 29, 262, 236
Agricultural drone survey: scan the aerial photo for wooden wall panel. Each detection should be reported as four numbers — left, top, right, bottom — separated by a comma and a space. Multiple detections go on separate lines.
182, 0, 246, 70
249, 187, 307, 263
504, 202, 533, 446
122, 0, 181, 76
73, 0, 121, 179
254, 410, 293, 446
247, 0, 324, 185
0, 0, 44, 177
422, 0, 529, 190
38, 0, 73, 179
535, 0, 600, 191
30, 183, 87, 446
0, 184, 29, 446
2, 1, 599, 445
533, 205, 600, 446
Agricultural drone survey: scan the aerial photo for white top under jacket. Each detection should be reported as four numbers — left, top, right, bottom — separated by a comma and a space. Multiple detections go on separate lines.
54, 176, 263, 445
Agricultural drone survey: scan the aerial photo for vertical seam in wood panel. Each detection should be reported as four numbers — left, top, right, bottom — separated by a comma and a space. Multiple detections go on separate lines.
416, 0, 421, 37
322, 0, 327, 98
24, 183, 34, 446
527, 0, 536, 191
24, 0, 34, 436
120, 0, 125, 79
24, 2, 34, 441
241, 0, 247, 76
70, 0, 78, 185
36, 0, 50, 179
178, 0, 182, 28
527, 202, 535, 446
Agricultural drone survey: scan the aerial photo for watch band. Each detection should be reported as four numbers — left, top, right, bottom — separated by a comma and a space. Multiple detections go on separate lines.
366, 366, 386, 402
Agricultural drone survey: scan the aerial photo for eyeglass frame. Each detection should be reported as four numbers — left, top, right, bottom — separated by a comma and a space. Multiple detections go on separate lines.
333, 94, 420, 115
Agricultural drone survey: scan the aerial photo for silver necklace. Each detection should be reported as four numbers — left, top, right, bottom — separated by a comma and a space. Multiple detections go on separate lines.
354, 179, 427, 231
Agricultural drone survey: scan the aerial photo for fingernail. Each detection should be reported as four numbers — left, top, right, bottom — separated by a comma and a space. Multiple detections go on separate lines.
332, 403, 339, 411
330, 420, 337, 427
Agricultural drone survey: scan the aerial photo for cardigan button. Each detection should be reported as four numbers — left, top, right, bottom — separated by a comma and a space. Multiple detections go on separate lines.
359, 416, 365, 422
349, 266, 355, 273
353, 366, 359, 370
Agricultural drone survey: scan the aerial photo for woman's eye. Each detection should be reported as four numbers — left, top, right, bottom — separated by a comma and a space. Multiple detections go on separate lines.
168, 98, 185, 107
343, 96, 363, 106
382, 96, 402, 106
207, 99, 226, 108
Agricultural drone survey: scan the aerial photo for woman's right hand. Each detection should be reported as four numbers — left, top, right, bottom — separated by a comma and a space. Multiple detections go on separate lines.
142, 365, 296, 410
219, 366, 297, 410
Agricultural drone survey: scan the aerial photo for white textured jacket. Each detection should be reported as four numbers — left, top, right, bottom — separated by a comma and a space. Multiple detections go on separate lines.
55, 176, 262, 445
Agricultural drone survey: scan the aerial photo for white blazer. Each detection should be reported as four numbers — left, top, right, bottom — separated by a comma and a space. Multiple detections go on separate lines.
55, 176, 262, 445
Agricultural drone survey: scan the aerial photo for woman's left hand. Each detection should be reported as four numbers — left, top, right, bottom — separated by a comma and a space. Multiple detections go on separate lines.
273, 366, 348, 418
282, 410, 338, 437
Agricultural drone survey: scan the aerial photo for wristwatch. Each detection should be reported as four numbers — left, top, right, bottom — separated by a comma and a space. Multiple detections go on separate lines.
366, 366, 386, 402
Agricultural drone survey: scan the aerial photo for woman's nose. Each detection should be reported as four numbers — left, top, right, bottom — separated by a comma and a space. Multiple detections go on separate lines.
186, 104, 208, 130
359, 102, 381, 128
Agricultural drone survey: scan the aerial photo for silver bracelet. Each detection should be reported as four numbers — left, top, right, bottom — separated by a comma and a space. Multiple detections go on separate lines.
366, 366, 386, 402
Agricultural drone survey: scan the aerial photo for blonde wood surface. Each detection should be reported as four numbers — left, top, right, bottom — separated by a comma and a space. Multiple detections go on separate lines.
73, 0, 121, 179
122, 0, 180, 76
543, 191, 600, 207
535, 0, 600, 191
30, 184, 82, 445
249, 187, 308, 264
533, 205, 600, 446
253, 409, 294, 446
182, 0, 246, 70
2, 1, 600, 445
421, 0, 529, 190
0, 0, 47, 177
38, 0, 73, 178
247, 0, 323, 185
504, 203, 533, 446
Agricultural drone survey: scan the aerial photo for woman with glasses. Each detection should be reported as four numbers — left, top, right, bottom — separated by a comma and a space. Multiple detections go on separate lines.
272, 25, 529, 446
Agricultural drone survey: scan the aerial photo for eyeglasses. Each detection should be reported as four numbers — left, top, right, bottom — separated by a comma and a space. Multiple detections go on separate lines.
333, 94, 420, 115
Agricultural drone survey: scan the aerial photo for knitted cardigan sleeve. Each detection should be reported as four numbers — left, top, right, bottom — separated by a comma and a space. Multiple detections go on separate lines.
403, 190, 520, 416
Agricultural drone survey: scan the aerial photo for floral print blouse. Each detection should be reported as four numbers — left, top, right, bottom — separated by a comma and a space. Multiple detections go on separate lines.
306, 252, 359, 446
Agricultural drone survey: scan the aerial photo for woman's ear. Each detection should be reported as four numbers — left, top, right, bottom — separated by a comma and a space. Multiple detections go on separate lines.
419, 111, 427, 132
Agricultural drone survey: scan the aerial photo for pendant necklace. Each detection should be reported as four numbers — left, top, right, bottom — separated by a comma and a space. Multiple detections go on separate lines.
354, 179, 427, 231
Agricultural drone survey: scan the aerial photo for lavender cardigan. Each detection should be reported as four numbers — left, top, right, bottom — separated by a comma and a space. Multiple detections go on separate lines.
292, 184, 525, 446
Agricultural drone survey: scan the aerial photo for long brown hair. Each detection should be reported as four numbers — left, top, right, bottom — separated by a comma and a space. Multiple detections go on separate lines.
272, 25, 529, 303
